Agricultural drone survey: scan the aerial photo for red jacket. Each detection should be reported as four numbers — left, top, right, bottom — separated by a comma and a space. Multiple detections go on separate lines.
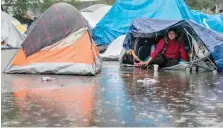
151, 38, 188, 61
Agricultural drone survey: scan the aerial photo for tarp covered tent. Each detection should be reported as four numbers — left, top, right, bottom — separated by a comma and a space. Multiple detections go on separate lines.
80, 4, 122, 60
122, 18, 223, 72
4, 3, 101, 75
191, 10, 223, 32
93, 0, 223, 46
1, 11, 27, 49
81, 5, 111, 29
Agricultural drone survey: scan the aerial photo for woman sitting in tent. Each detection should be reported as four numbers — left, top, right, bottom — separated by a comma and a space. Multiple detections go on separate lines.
133, 27, 188, 68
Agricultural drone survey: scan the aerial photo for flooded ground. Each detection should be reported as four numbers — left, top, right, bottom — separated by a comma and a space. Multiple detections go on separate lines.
2, 50, 223, 127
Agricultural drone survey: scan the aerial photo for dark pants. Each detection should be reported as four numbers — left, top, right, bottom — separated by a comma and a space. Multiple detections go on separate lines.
150, 54, 179, 67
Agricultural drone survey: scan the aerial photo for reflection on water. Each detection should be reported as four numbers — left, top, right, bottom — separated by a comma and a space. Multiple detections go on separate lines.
2, 76, 99, 127
2, 62, 223, 127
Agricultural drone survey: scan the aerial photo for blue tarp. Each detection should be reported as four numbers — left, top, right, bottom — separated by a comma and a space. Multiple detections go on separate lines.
93, 0, 223, 46
191, 10, 223, 32
123, 18, 223, 72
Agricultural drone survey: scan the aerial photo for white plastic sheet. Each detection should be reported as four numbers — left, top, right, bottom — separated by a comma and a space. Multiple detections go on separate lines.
100, 35, 126, 61
81, 6, 111, 28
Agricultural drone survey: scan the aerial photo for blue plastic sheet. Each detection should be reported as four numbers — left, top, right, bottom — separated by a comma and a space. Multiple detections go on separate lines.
93, 0, 223, 46
191, 10, 223, 33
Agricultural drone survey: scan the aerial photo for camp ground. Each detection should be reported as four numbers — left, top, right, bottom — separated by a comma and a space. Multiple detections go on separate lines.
1, 0, 223, 127
2, 0, 222, 74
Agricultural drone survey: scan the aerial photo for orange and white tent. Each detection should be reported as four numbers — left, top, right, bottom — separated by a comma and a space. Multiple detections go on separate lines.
4, 3, 101, 75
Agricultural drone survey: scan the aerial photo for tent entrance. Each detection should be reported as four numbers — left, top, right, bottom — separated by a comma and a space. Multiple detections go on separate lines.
130, 34, 164, 61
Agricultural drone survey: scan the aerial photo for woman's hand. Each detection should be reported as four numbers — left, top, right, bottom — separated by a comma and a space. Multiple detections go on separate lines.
143, 57, 153, 66
137, 61, 147, 66
144, 61, 150, 66
140, 61, 150, 67
139, 61, 146, 65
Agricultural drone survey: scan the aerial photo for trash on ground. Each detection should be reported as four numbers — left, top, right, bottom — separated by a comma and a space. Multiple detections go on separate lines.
175, 117, 187, 123
41, 77, 56, 81
137, 78, 159, 84
121, 74, 132, 77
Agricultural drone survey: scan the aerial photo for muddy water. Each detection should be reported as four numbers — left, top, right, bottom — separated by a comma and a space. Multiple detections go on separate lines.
2, 57, 223, 127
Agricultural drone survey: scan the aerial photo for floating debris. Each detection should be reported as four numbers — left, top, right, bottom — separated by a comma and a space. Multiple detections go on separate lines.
175, 117, 187, 123
137, 78, 159, 85
216, 103, 223, 108
41, 77, 56, 81
174, 100, 185, 103
213, 81, 221, 85
217, 90, 223, 93
121, 74, 132, 77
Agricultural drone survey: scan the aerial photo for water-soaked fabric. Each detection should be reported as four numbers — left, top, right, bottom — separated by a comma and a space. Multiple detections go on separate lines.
22, 3, 88, 56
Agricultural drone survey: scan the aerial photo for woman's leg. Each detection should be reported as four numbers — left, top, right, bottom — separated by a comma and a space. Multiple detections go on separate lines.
165, 58, 179, 67
150, 54, 165, 66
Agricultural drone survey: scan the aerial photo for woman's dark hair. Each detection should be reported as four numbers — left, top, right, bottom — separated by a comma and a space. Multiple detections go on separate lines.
167, 27, 178, 38
165, 27, 182, 45
168, 27, 178, 34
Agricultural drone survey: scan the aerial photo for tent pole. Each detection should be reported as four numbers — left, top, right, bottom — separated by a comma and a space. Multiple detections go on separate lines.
183, 27, 217, 71
183, 27, 194, 69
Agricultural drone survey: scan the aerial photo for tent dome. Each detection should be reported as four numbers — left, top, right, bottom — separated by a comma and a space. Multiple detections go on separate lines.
5, 3, 101, 75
